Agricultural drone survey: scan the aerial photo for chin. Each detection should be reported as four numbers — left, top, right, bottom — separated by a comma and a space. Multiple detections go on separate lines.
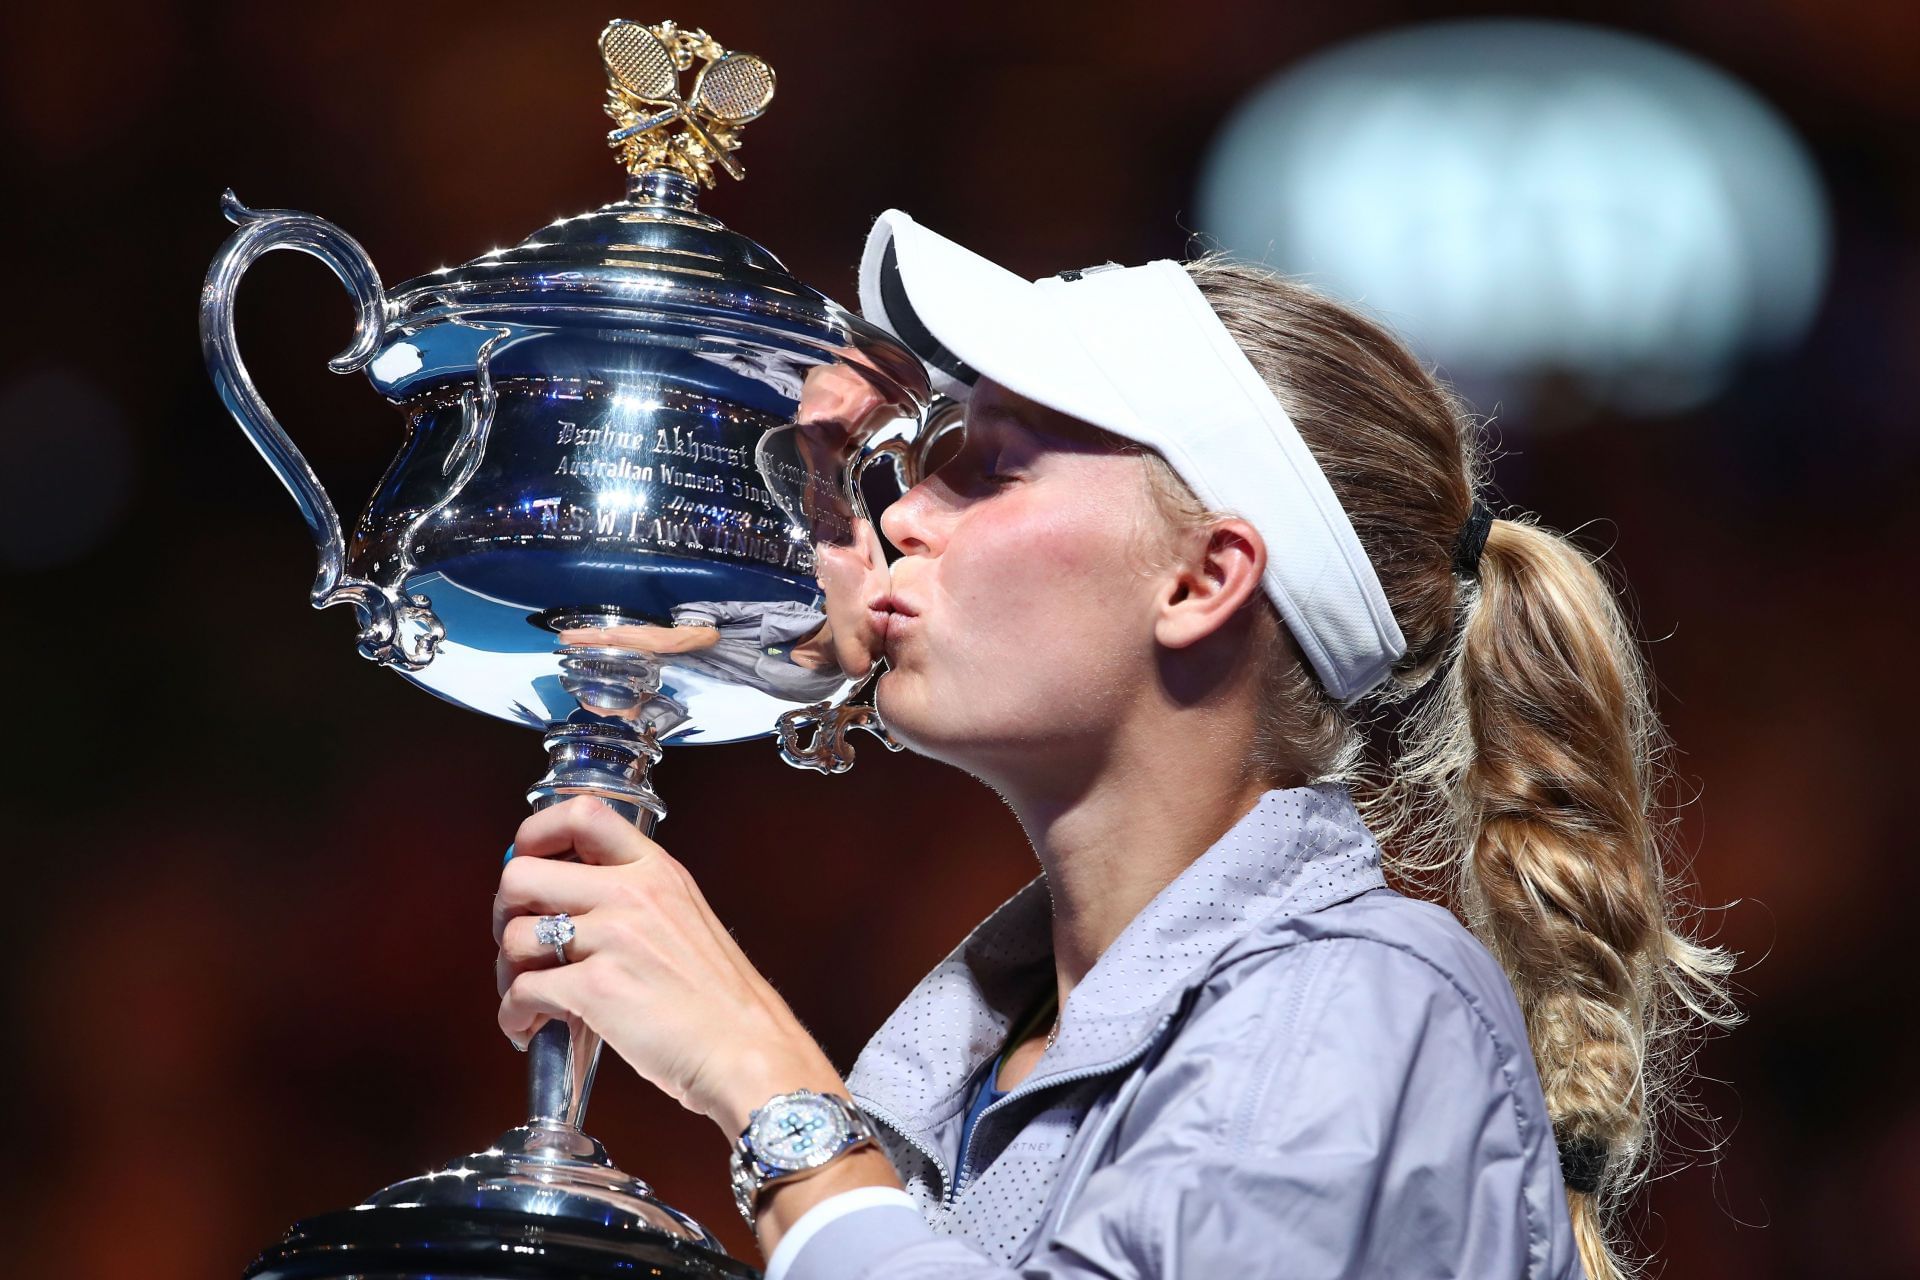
821, 612, 881, 679
872, 669, 922, 741
874, 671, 964, 761
834, 638, 878, 679
874, 674, 1055, 782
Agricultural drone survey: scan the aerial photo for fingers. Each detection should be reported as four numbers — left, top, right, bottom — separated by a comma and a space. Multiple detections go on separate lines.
493, 854, 619, 945
512, 795, 667, 867
494, 801, 693, 944
501, 910, 591, 964
498, 960, 596, 1050
497, 909, 605, 994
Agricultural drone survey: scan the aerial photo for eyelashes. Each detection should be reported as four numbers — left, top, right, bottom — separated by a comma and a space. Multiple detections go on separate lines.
929, 449, 1016, 490
964, 455, 1023, 491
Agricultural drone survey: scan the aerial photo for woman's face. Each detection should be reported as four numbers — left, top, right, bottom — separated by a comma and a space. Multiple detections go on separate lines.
790, 360, 915, 681
812, 514, 892, 679
874, 378, 1169, 782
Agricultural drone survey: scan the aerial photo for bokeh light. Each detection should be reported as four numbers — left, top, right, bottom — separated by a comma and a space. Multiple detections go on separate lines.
1197, 19, 1831, 416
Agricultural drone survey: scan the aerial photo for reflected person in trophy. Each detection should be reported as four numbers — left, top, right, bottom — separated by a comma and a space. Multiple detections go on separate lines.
555, 358, 912, 705
771, 356, 922, 684
558, 601, 847, 704
491, 212, 1738, 1280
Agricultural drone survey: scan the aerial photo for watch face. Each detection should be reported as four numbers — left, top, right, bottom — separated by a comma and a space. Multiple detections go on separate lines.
749, 1093, 854, 1173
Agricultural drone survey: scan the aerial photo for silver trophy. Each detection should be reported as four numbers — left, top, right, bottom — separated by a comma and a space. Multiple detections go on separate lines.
200, 19, 949, 1279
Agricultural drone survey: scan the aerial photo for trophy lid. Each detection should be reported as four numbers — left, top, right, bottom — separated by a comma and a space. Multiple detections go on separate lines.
381, 20, 921, 395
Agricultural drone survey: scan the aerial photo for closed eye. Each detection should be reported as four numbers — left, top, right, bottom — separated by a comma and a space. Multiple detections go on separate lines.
957, 453, 1023, 492
892, 416, 1031, 511
927, 438, 1016, 493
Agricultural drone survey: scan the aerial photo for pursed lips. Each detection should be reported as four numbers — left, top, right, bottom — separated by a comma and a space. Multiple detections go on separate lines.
869, 593, 920, 649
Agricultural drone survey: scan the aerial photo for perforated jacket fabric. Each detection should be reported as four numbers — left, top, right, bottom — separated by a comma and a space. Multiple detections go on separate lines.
775, 785, 1583, 1280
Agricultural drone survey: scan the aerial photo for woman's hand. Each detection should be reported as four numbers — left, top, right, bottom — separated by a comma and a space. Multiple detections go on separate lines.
493, 795, 844, 1135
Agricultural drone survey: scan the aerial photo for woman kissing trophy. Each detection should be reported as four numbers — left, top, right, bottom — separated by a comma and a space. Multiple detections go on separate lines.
200, 19, 944, 1279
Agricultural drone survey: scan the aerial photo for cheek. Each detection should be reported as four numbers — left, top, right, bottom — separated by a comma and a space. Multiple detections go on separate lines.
814, 535, 888, 675
937, 483, 1154, 686
876, 486, 1154, 761
952, 487, 1139, 606
815, 543, 876, 614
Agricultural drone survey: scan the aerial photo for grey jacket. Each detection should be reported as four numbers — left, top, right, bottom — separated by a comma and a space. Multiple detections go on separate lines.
670, 599, 846, 703
779, 785, 1582, 1279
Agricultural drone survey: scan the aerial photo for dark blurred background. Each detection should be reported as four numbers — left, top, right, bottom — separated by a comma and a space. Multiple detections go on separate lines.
2, 1, 1913, 1275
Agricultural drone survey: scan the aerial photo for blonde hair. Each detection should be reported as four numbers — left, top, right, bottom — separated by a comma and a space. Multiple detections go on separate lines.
1134, 256, 1742, 1280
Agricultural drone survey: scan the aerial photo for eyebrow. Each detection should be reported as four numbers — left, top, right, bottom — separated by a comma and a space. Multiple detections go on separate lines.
968, 402, 1029, 428
968, 402, 1051, 441
972, 400, 1119, 454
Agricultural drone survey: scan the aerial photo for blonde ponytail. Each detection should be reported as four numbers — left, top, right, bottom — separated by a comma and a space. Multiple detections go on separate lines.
1392, 516, 1741, 1277
1462, 517, 1665, 1191
1158, 256, 1743, 1280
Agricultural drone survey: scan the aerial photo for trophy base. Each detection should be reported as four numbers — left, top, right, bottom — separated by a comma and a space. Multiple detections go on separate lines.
243, 1205, 758, 1279
244, 1120, 759, 1280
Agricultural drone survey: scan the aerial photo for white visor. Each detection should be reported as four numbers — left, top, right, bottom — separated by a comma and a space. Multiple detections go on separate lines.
857, 209, 1406, 704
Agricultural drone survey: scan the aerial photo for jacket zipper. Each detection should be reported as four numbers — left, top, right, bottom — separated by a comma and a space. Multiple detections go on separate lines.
947, 1012, 1175, 1206
855, 1096, 955, 1201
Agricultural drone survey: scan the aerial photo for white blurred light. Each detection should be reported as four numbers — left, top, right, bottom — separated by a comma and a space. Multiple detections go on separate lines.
1195, 20, 1830, 416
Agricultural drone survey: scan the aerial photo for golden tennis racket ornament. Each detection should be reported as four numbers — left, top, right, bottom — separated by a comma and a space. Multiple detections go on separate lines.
602, 19, 776, 186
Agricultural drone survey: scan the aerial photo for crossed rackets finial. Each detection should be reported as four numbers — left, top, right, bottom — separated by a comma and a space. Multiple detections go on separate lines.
600, 19, 776, 187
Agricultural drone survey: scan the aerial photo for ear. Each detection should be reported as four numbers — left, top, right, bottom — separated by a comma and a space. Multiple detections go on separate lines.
1152, 517, 1267, 649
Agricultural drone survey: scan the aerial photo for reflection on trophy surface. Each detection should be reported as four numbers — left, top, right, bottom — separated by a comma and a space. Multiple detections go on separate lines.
560, 601, 846, 703
200, 18, 931, 1279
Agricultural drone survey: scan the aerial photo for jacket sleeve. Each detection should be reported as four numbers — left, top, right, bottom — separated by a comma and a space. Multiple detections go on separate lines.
774, 935, 1573, 1280
669, 600, 733, 628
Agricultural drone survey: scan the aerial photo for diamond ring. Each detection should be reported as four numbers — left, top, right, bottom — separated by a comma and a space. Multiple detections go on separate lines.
533, 912, 577, 964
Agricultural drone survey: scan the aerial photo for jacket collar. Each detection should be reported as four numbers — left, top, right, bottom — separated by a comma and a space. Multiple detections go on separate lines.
848, 784, 1387, 1132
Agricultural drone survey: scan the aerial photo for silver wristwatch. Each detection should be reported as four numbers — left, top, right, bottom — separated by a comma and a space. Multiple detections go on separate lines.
729, 1089, 878, 1228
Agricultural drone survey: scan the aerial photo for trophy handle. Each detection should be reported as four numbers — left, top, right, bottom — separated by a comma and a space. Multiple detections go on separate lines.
199, 190, 443, 670
776, 666, 901, 774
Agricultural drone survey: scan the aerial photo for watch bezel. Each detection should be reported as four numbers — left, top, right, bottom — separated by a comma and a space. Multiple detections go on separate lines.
745, 1089, 857, 1174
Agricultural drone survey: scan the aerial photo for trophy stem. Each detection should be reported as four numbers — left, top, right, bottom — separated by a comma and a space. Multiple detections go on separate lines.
336, 695, 728, 1254
524, 644, 673, 1126
523, 742, 657, 1132
313, 691, 735, 1257
629, 169, 700, 210
524, 1010, 602, 1121
529, 719, 670, 828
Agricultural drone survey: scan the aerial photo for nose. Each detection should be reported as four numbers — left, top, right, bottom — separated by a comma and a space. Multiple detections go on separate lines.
879, 480, 934, 557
